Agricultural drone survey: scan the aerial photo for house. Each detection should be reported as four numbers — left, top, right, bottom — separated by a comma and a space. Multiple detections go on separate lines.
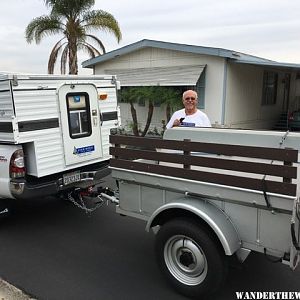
82, 39, 300, 131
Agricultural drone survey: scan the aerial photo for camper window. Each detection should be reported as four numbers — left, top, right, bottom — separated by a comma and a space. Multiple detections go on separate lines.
66, 93, 92, 139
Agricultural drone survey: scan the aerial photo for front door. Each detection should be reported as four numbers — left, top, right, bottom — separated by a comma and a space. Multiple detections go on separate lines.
58, 83, 102, 166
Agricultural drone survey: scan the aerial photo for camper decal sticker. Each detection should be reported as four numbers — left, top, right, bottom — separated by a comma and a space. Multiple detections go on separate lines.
73, 145, 95, 156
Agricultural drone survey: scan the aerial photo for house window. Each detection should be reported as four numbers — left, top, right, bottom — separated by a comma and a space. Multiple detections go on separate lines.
262, 71, 278, 105
66, 93, 92, 139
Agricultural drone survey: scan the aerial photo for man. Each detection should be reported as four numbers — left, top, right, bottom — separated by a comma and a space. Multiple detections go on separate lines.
166, 90, 211, 129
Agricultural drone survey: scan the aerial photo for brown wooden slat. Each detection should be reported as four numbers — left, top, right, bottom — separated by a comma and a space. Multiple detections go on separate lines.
109, 147, 297, 179
110, 158, 297, 196
109, 135, 298, 162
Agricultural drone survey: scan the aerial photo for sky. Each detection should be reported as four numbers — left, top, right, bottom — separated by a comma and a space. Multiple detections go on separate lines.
0, 0, 300, 74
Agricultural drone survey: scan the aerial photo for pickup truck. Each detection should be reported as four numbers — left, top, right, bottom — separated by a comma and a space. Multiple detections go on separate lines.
0, 72, 120, 215
105, 127, 300, 298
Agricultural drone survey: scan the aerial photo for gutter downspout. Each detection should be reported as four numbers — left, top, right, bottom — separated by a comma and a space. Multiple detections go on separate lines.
221, 58, 228, 125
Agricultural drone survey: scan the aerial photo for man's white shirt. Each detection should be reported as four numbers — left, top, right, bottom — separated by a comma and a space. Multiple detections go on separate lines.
166, 109, 211, 129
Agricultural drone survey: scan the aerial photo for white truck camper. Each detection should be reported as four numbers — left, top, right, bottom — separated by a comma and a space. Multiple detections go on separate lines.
0, 72, 120, 211
104, 127, 300, 298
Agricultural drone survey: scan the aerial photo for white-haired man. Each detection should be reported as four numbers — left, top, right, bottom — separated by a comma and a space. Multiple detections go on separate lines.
166, 90, 211, 129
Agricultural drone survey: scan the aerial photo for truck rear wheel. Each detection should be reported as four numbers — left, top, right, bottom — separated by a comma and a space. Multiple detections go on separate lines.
155, 218, 227, 298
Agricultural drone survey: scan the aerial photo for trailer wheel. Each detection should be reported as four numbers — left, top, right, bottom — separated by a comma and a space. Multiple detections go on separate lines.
155, 218, 227, 298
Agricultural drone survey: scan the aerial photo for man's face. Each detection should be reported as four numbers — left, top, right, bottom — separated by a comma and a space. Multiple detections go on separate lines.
182, 92, 198, 111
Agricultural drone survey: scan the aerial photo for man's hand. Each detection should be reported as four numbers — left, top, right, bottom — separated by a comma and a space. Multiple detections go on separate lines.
172, 119, 181, 127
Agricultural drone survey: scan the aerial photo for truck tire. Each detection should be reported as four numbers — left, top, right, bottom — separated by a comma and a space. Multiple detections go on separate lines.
155, 218, 228, 298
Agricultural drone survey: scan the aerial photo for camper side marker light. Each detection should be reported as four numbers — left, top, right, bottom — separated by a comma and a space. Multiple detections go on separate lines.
98, 93, 108, 100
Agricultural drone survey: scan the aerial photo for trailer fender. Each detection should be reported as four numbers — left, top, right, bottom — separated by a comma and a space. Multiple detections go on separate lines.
146, 197, 241, 255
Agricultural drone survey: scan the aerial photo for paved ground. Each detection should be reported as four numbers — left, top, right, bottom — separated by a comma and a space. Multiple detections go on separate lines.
0, 176, 299, 299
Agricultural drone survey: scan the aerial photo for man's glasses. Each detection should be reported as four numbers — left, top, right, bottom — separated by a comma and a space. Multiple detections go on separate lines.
184, 97, 196, 101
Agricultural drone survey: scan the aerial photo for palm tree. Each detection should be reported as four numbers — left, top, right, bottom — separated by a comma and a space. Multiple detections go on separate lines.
25, 0, 122, 74
120, 86, 182, 136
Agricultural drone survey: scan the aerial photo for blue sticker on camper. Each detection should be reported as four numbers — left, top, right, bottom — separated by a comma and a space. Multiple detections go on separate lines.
73, 95, 81, 102
73, 145, 95, 155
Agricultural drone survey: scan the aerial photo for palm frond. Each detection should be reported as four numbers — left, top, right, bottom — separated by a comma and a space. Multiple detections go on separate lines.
60, 45, 69, 74
48, 38, 67, 73
25, 15, 63, 44
82, 10, 122, 42
47, 0, 95, 19
78, 42, 101, 58
84, 34, 106, 53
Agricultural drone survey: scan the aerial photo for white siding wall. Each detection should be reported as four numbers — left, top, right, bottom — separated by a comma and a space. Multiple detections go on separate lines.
94, 48, 226, 130
225, 63, 295, 129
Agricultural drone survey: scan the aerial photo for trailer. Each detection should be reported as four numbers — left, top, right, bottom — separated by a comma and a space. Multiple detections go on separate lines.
0, 72, 119, 210
104, 127, 300, 298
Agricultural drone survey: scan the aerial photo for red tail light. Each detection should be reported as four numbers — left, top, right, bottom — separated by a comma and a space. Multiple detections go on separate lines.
10, 149, 25, 178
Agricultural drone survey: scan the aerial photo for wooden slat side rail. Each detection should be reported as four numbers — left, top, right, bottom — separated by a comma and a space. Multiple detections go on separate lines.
109, 135, 298, 162
109, 135, 298, 196
109, 147, 297, 179
110, 159, 297, 197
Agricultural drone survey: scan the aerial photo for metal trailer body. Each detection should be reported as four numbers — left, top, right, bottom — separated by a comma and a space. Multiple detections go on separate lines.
0, 73, 120, 200
109, 127, 300, 298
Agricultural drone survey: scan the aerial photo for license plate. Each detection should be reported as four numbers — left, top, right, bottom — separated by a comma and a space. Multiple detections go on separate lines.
63, 171, 81, 185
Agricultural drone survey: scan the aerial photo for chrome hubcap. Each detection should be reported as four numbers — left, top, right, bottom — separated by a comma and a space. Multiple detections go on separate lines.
164, 235, 207, 286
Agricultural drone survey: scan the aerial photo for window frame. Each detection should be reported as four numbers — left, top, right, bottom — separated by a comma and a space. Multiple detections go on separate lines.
262, 71, 278, 106
66, 92, 92, 139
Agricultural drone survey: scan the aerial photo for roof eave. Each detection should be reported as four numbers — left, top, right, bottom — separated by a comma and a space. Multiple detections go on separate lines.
231, 59, 300, 70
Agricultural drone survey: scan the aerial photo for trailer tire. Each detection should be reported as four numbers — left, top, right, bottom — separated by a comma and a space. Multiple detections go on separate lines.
155, 218, 227, 298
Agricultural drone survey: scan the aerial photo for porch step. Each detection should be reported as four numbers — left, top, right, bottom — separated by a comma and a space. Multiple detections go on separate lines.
273, 112, 289, 131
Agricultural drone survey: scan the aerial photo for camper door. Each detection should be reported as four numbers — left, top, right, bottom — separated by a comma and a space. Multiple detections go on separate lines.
58, 83, 102, 166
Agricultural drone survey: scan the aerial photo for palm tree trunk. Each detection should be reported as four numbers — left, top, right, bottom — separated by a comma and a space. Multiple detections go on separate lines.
68, 38, 78, 74
141, 101, 154, 137
166, 102, 171, 122
130, 101, 139, 136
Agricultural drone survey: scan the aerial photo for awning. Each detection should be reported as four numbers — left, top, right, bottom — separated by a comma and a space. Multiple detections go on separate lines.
104, 65, 206, 86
